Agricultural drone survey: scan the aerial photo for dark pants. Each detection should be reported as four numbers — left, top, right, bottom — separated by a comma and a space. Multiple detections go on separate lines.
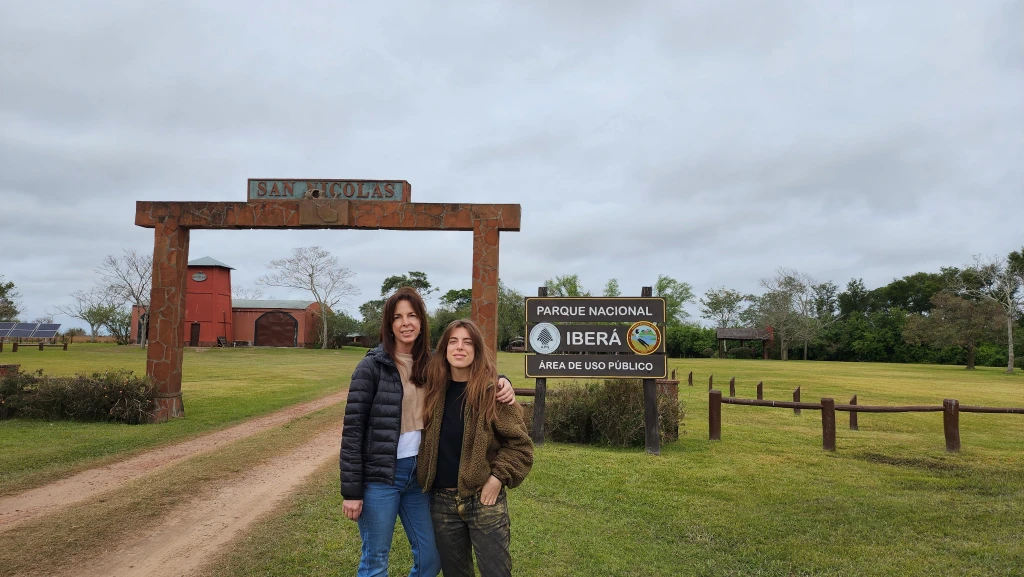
431, 489, 511, 577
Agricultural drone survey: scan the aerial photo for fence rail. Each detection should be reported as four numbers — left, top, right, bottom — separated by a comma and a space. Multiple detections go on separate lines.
709, 384, 1024, 453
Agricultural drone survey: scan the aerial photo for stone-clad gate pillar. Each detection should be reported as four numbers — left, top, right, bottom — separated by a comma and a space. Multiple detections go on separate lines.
137, 191, 520, 423
147, 219, 190, 420
471, 218, 500, 359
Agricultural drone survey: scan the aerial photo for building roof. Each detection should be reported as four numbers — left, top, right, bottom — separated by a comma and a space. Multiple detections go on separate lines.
188, 256, 234, 269
232, 299, 316, 310
716, 327, 771, 340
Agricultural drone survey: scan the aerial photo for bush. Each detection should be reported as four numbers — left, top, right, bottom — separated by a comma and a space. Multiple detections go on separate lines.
0, 368, 156, 424
545, 380, 680, 447
701, 347, 716, 358
725, 346, 755, 359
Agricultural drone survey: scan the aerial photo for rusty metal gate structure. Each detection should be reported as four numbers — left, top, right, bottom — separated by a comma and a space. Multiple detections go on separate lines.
136, 180, 520, 421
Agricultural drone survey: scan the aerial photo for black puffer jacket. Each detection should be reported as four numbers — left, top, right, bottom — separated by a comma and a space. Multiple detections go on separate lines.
340, 345, 404, 500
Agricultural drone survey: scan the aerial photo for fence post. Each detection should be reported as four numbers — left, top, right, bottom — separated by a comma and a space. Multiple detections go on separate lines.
821, 398, 836, 451
38, 343, 44, 351
688, 371, 693, 387
793, 386, 801, 415
11, 342, 18, 353
641, 285, 660, 456
729, 377, 736, 398
708, 374, 713, 391
62, 342, 68, 351
849, 395, 858, 430
756, 382, 763, 400
709, 390, 722, 441
943, 399, 961, 453
531, 286, 548, 446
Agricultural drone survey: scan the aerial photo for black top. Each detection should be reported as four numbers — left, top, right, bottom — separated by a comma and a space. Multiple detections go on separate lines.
434, 380, 467, 489
340, 346, 405, 499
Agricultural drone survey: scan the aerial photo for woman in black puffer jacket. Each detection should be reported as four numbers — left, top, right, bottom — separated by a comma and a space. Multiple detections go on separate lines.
340, 287, 514, 577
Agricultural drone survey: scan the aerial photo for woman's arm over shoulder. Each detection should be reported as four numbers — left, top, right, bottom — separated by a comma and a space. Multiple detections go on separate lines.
340, 356, 379, 499
490, 402, 534, 489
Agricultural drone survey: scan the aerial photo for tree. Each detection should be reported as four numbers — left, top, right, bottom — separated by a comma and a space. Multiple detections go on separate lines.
103, 307, 133, 345
957, 251, 1024, 373
258, 246, 360, 349
903, 293, 1003, 370
497, 281, 526, 351
439, 288, 472, 310
55, 287, 115, 342
544, 274, 589, 297
232, 286, 265, 300
654, 274, 694, 325
320, 310, 361, 348
746, 268, 808, 360
603, 279, 621, 297
358, 299, 385, 346
0, 275, 21, 321
699, 287, 747, 328
98, 250, 152, 345
380, 271, 436, 298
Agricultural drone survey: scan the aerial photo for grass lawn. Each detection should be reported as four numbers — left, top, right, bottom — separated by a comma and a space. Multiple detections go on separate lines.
0, 343, 366, 495
209, 354, 1024, 577
4, 347, 1024, 575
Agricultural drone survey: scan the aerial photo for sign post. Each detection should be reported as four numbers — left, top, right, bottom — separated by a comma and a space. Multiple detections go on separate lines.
523, 289, 667, 454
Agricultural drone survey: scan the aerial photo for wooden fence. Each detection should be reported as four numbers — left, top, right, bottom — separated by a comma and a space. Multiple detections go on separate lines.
706, 378, 1024, 452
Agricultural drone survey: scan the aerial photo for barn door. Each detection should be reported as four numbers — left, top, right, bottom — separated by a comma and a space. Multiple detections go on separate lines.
254, 311, 297, 347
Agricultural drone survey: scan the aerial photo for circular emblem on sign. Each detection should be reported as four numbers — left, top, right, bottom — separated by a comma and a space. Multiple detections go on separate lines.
192, 272, 207, 282
529, 323, 561, 354
627, 321, 661, 355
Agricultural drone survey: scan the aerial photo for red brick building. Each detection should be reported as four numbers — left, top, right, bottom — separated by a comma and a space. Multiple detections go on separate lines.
130, 257, 321, 347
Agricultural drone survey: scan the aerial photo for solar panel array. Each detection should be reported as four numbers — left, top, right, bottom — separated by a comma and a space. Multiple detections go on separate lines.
33, 323, 62, 338
0, 322, 62, 339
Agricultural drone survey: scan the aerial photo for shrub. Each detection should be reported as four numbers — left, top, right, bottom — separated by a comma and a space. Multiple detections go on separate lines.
725, 346, 755, 359
701, 347, 717, 358
545, 380, 680, 447
0, 368, 156, 424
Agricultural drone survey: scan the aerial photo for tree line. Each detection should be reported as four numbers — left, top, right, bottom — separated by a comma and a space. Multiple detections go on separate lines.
6, 245, 1022, 373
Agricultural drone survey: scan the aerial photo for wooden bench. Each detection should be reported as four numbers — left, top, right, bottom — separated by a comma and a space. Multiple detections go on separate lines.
2, 342, 68, 352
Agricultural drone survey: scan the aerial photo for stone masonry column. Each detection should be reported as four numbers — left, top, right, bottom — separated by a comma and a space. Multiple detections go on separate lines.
146, 218, 190, 422
471, 218, 500, 360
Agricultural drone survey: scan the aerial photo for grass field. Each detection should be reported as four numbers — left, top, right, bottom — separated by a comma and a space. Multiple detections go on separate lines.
0, 343, 362, 495
3, 346, 1024, 575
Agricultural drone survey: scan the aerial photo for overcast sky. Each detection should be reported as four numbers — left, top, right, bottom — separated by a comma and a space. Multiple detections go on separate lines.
1, 1, 1021, 330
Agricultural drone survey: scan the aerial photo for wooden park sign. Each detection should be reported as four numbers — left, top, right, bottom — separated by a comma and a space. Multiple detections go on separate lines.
524, 297, 666, 379
524, 291, 668, 454
136, 179, 519, 422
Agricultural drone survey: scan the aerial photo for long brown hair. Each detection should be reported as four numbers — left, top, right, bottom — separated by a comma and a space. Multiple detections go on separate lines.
423, 319, 497, 428
380, 287, 430, 385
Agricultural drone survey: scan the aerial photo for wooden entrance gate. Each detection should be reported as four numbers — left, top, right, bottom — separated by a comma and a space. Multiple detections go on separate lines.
136, 181, 520, 421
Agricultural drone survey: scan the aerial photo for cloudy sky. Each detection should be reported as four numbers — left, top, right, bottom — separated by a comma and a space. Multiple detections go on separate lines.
1, 0, 1021, 329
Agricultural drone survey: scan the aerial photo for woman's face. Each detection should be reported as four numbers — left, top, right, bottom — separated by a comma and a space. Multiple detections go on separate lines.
391, 299, 421, 352
446, 326, 475, 371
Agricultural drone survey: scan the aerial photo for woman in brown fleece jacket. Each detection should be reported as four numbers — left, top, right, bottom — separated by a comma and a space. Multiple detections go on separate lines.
417, 319, 533, 577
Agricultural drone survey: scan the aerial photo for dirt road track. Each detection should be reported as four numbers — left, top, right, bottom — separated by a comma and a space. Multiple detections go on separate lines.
62, 428, 341, 577
0, 390, 347, 532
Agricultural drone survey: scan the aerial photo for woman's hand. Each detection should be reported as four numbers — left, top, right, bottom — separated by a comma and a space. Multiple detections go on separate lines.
343, 499, 363, 520
496, 377, 516, 405
480, 475, 503, 505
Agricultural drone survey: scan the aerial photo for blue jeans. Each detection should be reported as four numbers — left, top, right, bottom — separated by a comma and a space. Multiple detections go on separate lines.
357, 457, 440, 577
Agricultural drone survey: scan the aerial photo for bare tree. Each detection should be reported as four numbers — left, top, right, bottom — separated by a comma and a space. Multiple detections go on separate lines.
232, 286, 265, 300
957, 251, 1024, 373
98, 250, 152, 345
54, 287, 116, 342
258, 246, 360, 348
